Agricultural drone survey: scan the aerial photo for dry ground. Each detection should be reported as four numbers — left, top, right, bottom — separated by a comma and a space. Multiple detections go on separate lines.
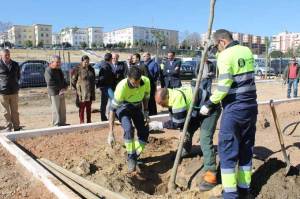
10, 49, 132, 63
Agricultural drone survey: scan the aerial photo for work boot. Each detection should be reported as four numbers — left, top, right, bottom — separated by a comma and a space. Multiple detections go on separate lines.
127, 158, 137, 173
199, 171, 217, 191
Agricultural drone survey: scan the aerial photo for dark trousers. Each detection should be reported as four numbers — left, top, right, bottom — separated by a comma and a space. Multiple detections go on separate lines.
79, 101, 92, 123
116, 105, 149, 160
200, 78, 213, 93
149, 83, 157, 116
219, 109, 257, 199
100, 88, 114, 121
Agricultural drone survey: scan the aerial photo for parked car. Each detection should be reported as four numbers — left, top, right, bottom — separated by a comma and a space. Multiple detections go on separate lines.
61, 62, 80, 82
254, 62, 276, 76
180, 60, 198, 79
19, 60, 48, 88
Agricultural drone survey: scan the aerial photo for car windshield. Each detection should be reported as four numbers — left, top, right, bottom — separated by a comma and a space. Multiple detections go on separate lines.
24, 63, 45, 73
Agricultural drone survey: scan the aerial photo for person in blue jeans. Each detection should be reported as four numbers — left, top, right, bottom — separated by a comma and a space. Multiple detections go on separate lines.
283, 57, 300, 98
98, 53, 116, 121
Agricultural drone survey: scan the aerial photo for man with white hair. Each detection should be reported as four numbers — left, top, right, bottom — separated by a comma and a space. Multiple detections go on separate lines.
44, 55, 68, 126
0, 49, 21, 132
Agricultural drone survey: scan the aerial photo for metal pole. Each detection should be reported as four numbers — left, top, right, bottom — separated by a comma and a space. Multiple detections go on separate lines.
168, 0, 216, 192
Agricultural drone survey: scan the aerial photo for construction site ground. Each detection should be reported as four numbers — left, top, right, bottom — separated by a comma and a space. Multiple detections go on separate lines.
0, 80, 297, 199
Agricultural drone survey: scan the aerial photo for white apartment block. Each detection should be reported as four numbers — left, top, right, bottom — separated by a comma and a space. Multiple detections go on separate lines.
104, 26, 179, 48
0, 32, 8, 44
52, 33, 61, 45
34, 24, 52, 47
271, 32, 300, 53
7, 24, 52, 47
60, 27, 103, 48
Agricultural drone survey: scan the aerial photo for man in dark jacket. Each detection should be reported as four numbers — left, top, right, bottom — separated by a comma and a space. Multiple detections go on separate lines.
283, 57, 300, 98
142, 52, 160, 115
112, 53, 128, 85
132, 53, 149, 77
97, 53, 116, 121
44, 55, 68, 126
195, 58, 216, 93
160, 51, 182, 88
0, 49, 21, 132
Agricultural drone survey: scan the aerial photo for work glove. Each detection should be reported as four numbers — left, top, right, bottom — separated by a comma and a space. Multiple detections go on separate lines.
107, 131, 116, 147
144, 110, 150, 124
149, 121, 164, 131
200, 105, 210, 116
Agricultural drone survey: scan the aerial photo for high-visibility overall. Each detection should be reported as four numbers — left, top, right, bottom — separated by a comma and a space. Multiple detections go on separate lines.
163, 87, 221, 173
111, 76, 151, 160
208, 42, 258, 199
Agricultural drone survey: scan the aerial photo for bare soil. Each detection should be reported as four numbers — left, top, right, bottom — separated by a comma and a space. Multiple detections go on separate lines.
0, 145, 56, 199
16, 100, 300, 199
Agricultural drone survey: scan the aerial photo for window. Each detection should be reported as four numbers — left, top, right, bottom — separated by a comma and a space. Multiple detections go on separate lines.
41, 33, 44, 37
46, 33, 49, 37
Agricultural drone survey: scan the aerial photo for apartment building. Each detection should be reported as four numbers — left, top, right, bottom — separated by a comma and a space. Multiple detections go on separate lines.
60, 27, 103, 48
103, 26, 179, 48
201, 31, 266, 54
7, 24, 52, 47
0, 32, 8, 44
271, 32, 300, 53
52, 33, 61, 45
33, 24, 52, 47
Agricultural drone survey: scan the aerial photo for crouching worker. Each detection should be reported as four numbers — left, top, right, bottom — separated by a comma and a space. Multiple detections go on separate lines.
152, 87, 221, 191
108, 66, 151, 173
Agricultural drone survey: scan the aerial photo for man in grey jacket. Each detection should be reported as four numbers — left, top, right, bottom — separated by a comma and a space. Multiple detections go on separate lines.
0, 49, 21, 132
44, 55, 68, 126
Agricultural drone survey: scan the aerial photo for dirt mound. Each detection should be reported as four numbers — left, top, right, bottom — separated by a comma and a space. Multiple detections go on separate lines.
252, 158, 300, 199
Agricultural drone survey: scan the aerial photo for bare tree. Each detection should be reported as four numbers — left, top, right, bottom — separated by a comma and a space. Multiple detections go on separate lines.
181, 32, 202, 50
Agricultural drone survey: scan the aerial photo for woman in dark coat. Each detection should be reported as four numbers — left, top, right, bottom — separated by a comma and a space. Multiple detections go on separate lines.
71, 55, 95, 123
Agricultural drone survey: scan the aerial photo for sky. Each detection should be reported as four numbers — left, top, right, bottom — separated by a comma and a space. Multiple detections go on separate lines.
1, 0, 300, 38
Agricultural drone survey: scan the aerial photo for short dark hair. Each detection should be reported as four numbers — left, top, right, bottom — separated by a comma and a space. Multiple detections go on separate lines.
104, 53, 112, 62
168, 51, 175, 56
81, 55, 90, 62
128, 66, 142, 80
213, 29, 233, 42
133, 53, 141, 61
159, 88, 169, 101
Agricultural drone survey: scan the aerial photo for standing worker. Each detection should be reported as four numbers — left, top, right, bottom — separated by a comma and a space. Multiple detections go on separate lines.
283, 57, 299, 98
200, 29, 257, 199
108, 66, 151, 173
152, 87, 221, 191
160, 51, 182, 88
